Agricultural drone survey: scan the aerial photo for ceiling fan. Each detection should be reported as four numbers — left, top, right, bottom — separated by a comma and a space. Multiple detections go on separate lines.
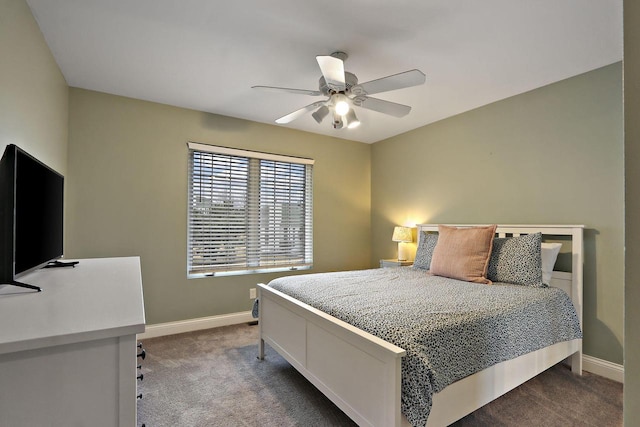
252, 52, 426, 130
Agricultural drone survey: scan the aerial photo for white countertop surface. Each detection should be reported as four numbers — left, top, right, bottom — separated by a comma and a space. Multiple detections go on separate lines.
0, 257, 145, 355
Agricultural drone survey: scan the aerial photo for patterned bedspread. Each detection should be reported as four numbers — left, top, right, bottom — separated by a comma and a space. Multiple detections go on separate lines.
266, 267, 582, 427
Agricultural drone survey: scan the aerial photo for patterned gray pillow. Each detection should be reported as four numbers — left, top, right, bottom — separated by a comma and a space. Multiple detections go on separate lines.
413, 232, 438, 270
487, 232, 544, 287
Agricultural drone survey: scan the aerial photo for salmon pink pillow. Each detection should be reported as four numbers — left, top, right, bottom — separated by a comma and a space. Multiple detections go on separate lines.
430, 225, 497, 284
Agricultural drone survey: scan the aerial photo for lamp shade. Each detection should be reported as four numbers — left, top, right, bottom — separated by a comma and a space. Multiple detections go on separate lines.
312, 105, 330, 124
392, 226, 412, 243
345, 109, 361, 129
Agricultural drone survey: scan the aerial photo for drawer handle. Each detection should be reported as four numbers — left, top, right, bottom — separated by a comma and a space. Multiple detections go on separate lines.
137, 349, 146, 360
137, 373, 144, 381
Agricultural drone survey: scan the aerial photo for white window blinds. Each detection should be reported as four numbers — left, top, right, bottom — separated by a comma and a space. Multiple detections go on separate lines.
187, 143, 313, 277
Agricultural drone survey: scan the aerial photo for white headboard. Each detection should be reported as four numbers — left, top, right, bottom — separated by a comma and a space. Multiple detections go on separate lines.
415, 224, 584, 330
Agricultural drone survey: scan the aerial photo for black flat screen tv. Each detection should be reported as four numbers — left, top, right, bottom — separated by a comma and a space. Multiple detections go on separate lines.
0, 144, 64, 291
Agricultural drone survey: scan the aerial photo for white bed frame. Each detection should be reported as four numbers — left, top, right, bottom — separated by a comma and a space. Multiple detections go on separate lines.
257, 224, 584, 427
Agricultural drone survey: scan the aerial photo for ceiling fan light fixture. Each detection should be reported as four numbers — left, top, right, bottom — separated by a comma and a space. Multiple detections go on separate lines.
345, 109, 360, 129
333, 93, 350, 116
312, 105, 329, 123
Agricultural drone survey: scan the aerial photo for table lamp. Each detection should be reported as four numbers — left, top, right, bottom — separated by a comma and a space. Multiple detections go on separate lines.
392, 226, 413, 261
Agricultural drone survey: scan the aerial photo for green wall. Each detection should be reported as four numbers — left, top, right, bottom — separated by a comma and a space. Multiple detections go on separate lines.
371, 63, 624, 364
67, 65, 624, 365
624, 0, 639, 423
66, 88, 371, 324
0, 0, 68, 174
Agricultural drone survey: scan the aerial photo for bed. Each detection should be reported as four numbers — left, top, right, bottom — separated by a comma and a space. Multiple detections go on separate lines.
256, 224, 584, 427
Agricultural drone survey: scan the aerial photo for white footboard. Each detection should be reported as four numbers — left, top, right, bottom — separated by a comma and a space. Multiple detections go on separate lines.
257, 283, 406, 427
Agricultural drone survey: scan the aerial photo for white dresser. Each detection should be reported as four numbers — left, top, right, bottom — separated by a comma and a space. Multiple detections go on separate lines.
0, 257, 146, 427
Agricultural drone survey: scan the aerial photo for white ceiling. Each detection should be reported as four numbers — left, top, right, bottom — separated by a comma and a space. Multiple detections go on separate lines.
26, 0, 622, 144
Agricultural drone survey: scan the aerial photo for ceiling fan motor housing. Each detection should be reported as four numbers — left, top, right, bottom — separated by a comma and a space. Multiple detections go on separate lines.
319, 72, 359, 96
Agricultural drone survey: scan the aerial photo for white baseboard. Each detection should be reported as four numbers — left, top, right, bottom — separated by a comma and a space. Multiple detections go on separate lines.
137, 311, 255, 340
582, 354, 624, 383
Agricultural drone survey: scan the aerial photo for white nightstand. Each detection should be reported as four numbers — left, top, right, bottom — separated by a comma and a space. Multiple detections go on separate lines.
380, 259, 413, 268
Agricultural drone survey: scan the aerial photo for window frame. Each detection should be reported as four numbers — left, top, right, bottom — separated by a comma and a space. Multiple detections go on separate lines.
186, 142, 314, 278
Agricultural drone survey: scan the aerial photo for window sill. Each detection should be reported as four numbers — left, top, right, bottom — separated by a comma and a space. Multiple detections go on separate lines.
188, 265, 312, 279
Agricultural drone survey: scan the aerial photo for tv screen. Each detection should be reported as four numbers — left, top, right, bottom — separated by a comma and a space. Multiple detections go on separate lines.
0, 145, 64, 285
14, 147, 64, 276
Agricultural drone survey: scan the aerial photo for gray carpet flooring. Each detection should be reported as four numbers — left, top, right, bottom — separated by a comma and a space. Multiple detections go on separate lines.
137, 323, 622, 427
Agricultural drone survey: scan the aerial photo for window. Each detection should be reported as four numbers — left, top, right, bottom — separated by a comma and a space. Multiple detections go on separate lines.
187, 142, 313, 277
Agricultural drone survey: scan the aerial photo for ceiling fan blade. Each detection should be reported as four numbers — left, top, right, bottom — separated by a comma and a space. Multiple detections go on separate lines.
275, 101, 326, 124
252, 86, 322, 97
356, 69, 426, 96
316, 55, 346, 92
355, 96, 412, 117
